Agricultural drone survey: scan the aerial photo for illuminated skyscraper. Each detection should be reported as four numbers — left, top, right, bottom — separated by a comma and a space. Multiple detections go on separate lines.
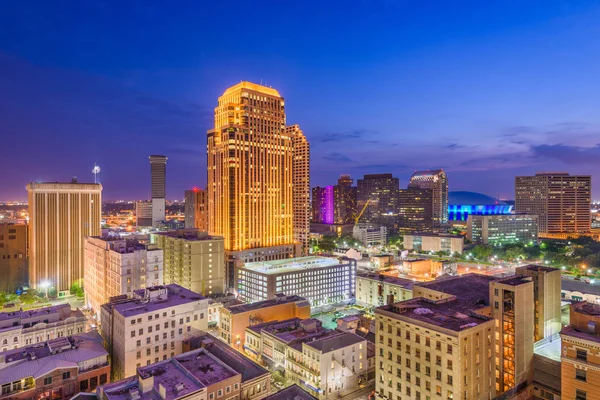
207, 81, 304, 286
356, 173, 399, 231
408, 169, 448, 226
312, 175, 356, 225
515, 172, 591, 238
287, 124, 311, 254
27, 180, 102, 293
184, 188, 207, 231
149, 155, 167, 227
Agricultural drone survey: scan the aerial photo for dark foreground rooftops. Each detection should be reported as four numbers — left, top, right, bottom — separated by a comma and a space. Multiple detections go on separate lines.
264, 384, 318, 400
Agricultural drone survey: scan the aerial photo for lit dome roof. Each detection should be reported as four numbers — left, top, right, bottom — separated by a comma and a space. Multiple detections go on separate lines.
448, 191, 506, 206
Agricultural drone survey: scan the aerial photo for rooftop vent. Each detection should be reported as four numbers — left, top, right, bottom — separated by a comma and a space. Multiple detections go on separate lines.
413, 308, 433, 315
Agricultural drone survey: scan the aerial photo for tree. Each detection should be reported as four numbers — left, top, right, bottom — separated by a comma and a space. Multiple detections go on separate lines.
472, 245, 493, 260
19, 290, 39, 305
0, 293, 17, 307
70, 282, 85, 298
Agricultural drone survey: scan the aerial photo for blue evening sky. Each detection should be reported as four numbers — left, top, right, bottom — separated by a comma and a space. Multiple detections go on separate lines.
1, 1, 600, 200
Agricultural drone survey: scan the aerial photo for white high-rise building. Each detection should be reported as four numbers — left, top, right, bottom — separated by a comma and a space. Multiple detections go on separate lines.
84, 236, 164, 320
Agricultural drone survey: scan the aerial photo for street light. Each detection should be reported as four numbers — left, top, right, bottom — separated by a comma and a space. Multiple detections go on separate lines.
39, 281, 50, 298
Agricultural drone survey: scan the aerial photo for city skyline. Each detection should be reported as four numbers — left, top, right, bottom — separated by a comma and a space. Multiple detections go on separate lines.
3, 1, 600, 200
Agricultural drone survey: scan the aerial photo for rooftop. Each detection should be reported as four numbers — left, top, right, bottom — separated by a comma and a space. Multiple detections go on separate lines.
357, 272, 415, 289
255, 318, 330, 346
405, 232, 464, 239
376, 297, 493, 333
494, 275, 532, 287
517, 264, 560, 273
223, 294, 309, 315
0, 303, 84, 331
152, 229, 221, 242
448, 191, 506, 206
222, 81, 281, 97
0, 331, 108, 384
184, 335, 269, 382
561, 325, 600, 343
410, 169, 445, 179
571, 301, 600, 316
306, 331, 366, 353
242, 256, 347, 275
173, 349, 238, 386
414, 273, 497, 306
102, 285, 205, 318
264, 384, 318, 400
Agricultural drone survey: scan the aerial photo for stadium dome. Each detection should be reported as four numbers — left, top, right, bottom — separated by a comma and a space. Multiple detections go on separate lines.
448, 191, 512, 221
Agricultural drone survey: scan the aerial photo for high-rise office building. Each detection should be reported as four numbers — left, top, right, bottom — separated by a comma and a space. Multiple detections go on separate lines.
135, 200, 153, 228
408, 169, 448, 226
287, 124, 311, 254
397, 187, 433, 234
207, 81, 302, 287
467, 214, 538, 245
515, 172, 591, 238
149, 155, 167, 227
312, 178, 357, 225
356, 173, 399, 231
27, 180, 102, 293
151, 229, 225, 296
184, 188, 207, 231
0, 223, 28, 292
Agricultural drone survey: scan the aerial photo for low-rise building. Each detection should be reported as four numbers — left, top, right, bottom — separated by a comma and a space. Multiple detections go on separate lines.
236, 256, 356, 306
0, 303, 86, 352
84, 236, 164, 321
403, 232, 464, 255
183, 334, 271, 400
151, 229, 225, 296
219, 294, 310, 347
244, 318, 368, 399
561, 301, 600, 400
355, 273, 414, 309
0, 331, 109, 400
352, 224, 387, 246
369, 254, 393, 270
467, 214, 538, 245
100, 284, 209, 380
264, 384, 317, 400
97, 345, 241, 400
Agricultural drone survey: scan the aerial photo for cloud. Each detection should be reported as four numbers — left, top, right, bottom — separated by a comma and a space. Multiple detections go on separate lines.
323, 152, 353, 163
446, 143, 464, 150
319, 129, 373, 142
530, 143, 600, 165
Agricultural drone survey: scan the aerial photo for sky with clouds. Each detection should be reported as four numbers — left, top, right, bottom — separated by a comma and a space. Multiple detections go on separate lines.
1, 1, 600, 200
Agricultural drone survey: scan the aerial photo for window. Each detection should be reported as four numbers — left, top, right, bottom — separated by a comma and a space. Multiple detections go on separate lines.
576, 369, 587, 382
576, 349, 587, 361
90, 376, 98, 389
100, 374, 107, 385
63, 371, 71, 380
2, 384, 10, 395
217, 389, 223, 398
576, 389, 587, 400
80, 380, 89, 392
43, 377, 52, 385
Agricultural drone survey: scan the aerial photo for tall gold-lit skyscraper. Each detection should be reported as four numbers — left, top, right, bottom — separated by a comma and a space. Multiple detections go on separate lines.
287, 124, 310, 253
207, 81, 306, 287
27, 180, 102, 293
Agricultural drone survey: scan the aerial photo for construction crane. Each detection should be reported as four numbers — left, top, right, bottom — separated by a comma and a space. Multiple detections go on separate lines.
353, 199, 371, 224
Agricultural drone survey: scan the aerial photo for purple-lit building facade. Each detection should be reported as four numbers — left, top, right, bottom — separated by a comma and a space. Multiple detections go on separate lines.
311, 175, 357, 225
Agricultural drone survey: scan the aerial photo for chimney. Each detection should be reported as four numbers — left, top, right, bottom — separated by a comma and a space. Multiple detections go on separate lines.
159, 383, 167, 400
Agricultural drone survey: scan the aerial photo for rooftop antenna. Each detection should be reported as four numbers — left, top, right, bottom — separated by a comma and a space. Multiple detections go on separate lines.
92, 164, 101, 183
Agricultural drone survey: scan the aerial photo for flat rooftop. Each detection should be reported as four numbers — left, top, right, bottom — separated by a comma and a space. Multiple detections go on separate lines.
152, 229, 222, 241
414, 273, 497, 306
406, 232, 463, 239
103, 284, 205, 318
256, 318, 329, 345
494, 275, 532, 287
174, 349, 238, 386
306, 331, 366, 353
376, 296, 493, 332
223, 295, 309, 315
357, 272, 415, 289
518, 264, 560, 273
571, 301, 600, 316
0, 331, 107, 384
561, 325, 600, 343
242, 256, 347, 275
264, 384, 317, 400
184, 335, 269, 382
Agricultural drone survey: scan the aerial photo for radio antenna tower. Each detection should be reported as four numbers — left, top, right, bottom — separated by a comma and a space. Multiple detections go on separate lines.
92, 164, 101, 183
